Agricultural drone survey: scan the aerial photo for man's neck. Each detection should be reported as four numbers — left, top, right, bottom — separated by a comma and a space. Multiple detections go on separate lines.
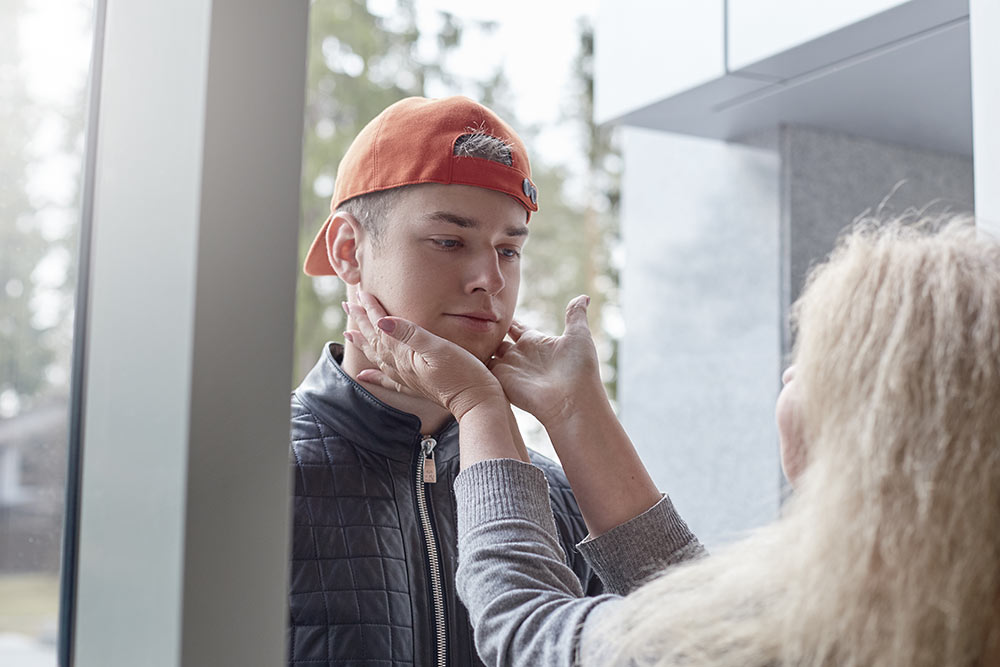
341, 342, 453, 435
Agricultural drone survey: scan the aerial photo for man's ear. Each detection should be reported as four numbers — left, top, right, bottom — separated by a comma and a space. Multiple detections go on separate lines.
326, 211, 364, 284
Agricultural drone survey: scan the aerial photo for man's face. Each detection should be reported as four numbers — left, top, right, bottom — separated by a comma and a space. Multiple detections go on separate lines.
356, 183, 528, 362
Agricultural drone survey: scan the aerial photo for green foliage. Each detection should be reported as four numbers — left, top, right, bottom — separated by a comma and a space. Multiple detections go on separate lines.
295, 0, 466, 382
525, 18, 621, 398
295, 3, 621, 396
1, 0, 88, 414
0, 0, 55, 408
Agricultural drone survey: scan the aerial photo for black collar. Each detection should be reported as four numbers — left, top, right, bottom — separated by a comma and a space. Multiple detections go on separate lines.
294, 343, 459, 463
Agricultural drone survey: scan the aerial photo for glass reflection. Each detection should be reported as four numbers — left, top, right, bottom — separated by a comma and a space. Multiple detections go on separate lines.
0, 1, 93, 663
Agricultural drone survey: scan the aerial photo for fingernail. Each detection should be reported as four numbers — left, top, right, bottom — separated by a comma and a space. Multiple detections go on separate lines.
343, 331, 354, 344
342, 301, 349, 315
584, 296, 591, 307
377, 318, 396, 334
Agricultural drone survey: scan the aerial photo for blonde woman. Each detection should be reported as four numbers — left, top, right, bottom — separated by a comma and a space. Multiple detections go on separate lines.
344, 219, 1000, 666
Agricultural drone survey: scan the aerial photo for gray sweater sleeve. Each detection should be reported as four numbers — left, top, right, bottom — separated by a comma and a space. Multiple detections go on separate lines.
455, 458, 703, 667
577, 492, 705, 595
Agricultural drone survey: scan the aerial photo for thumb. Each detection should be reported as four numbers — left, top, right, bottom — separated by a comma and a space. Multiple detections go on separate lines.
563, 295, 592, 336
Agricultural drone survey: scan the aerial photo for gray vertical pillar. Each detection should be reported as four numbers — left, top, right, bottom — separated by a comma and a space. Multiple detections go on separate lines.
73, 1, 308, 665
779, 126, 974, 358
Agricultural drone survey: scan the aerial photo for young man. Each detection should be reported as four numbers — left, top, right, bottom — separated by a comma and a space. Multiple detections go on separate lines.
288, 96, 602, 667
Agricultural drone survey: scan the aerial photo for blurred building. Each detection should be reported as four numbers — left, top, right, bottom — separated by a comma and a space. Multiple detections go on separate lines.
595, 0, 996, 547
0, 399, 67, 572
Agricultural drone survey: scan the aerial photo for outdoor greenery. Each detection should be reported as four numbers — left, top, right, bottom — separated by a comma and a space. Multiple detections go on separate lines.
1, 0, 56, 413
0, 0, 622, 642
295, 1, 621, 395
0, 0, 82, 418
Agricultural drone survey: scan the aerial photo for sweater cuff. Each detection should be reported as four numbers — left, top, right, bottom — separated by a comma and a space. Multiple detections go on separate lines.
577, 494, 702, 595
454, 458, 558, 538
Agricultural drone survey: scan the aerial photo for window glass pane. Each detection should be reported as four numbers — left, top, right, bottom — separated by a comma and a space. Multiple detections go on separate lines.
0, 0, 94, 663
290, 1, 614, 662
296, 1, 612, 462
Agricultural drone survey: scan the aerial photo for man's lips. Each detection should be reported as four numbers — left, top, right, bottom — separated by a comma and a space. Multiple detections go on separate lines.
444, 312, 500, 332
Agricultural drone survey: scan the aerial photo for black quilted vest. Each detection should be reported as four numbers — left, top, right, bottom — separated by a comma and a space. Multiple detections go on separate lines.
288, 344, 601, 666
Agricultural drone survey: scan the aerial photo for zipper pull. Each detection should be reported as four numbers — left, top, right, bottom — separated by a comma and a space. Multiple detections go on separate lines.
420, 436, 437, 484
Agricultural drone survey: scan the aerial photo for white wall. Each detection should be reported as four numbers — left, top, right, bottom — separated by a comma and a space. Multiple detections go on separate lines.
727, 0, 910, 69
619, 127, 781, 548
595, 0, 724, 123
970, 0, 1000, 235
595, 0, 971, 157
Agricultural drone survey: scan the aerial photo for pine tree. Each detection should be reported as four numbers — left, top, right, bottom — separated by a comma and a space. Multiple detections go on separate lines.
0, 0, 55, 416
295, 0, 478, 381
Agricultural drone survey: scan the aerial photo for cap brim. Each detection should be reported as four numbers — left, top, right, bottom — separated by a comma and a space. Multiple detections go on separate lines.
303, 214, 336, 276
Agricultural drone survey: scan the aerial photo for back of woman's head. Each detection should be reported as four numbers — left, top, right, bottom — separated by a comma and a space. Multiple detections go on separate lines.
610, 217, 1000, 666
791, 217, 1000, 664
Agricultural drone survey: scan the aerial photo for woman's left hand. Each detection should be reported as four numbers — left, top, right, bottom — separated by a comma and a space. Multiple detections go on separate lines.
345, 290, 506, 420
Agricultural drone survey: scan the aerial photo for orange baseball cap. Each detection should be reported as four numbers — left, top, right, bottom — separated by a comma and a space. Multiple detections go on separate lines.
303, 96, 539, 276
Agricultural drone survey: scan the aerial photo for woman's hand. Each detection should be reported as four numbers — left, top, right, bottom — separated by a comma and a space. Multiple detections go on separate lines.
489, 295, 604, 427
491, 295, 662, 535
344, 290, 505, 421
347, 289, 527, 466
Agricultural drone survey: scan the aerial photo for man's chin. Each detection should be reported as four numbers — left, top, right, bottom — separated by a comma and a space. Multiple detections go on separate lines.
446, 334, 502, 364
423, 321, 505, 363
461, 340, 501, 364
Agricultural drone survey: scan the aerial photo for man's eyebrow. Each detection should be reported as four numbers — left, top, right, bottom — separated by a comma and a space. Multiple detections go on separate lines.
423, 211, 529, 238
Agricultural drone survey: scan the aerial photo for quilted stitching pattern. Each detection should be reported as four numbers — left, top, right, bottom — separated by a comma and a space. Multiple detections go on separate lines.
290, 399, 415, 665
287, 383, 600, 666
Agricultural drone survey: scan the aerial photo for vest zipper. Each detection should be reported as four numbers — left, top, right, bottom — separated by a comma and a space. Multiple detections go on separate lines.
415, 435, 447, 667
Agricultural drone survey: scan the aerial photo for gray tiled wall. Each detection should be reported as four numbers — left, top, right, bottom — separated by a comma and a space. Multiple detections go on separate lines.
619, 125, 973, 548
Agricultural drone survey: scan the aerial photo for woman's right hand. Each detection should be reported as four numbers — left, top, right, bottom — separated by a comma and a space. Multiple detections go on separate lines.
346, 290, 506, 421
489, 295, 605, 427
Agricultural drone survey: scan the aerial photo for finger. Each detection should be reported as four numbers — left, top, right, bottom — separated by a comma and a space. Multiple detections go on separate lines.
372, 315, 428, 349
564, 294, 592, 336
356, 368, 417, 396
508, 319, 527, 342
346, 302, 391, 370
346, 301, 379, 346
344, 327, 377, 364
345, 326, 391, 375
357, 289, 390, 324
346, 328, 411, 390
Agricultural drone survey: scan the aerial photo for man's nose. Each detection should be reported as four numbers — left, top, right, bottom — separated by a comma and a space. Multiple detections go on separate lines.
466, 252, 505, 295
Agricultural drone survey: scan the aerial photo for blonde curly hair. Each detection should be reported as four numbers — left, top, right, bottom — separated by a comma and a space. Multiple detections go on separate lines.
606, 217, 1000, 666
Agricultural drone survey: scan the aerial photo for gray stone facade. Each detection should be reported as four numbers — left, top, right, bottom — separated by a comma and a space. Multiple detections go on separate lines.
619, 124, 973, 548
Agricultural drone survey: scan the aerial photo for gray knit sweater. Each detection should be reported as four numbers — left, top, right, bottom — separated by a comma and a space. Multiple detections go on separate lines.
455, 458, 704, 667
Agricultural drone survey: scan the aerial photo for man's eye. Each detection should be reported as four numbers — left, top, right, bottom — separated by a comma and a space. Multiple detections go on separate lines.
498, 247, 521, 259
432, 239, 461, 249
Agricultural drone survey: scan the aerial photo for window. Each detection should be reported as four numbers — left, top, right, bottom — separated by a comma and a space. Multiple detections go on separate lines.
0, 0, 95, 663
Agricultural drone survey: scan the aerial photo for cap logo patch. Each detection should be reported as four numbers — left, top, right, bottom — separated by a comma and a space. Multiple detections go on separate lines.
522, 178, 538, 205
